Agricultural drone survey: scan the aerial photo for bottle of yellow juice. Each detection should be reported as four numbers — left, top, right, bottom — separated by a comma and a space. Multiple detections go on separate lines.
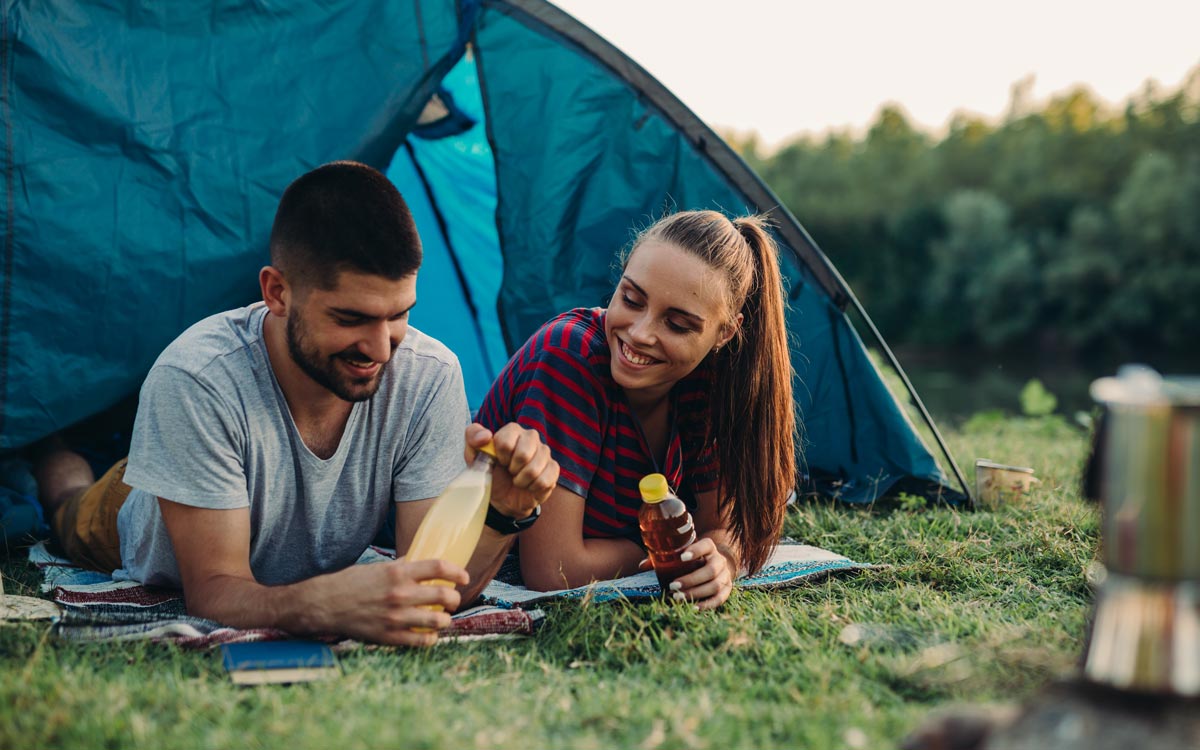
404, 442, 497, 610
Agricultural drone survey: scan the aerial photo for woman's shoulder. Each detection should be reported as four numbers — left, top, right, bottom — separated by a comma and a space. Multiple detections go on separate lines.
524, 307, 609, 361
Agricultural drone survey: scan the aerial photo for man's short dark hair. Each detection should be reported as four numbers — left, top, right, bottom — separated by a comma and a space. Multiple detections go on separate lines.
269, 161, 421, 290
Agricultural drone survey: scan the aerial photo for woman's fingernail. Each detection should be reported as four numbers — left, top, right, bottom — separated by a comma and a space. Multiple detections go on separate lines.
680, 551, 694, 562
672, 592, 686, 602
669, 581, 683, 591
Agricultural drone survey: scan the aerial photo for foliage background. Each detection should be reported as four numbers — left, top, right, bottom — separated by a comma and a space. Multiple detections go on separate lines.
731, 65, 1200, 362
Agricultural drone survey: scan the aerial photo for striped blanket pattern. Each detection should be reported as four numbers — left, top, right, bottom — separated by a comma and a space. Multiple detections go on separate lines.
28, 539, 868, 647
479, 541, 871, 606
28, 543, 541, 648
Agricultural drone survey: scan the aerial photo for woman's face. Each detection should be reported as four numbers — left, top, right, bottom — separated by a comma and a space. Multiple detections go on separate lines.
605, 239, 740, 401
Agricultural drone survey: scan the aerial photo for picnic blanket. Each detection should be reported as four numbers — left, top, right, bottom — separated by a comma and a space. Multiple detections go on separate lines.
478, 540, 870, 606
28, 543, 542, 648
27, 539, 869, 647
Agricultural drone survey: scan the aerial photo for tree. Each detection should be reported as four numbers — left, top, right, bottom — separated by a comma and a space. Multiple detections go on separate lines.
1111, 151, 1200, 348
926, 190, 1037, 346
731, 63, 1200, 358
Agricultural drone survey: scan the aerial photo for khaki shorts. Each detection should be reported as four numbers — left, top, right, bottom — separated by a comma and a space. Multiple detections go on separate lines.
50, 459, 132, 574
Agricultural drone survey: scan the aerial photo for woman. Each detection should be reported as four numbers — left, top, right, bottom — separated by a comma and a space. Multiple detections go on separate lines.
476, 210, 796, 609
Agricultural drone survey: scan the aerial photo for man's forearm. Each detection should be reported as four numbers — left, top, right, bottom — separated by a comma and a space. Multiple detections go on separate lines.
460, 528, 517, 605
182, 572, 332, 634
181, 559, 470, 646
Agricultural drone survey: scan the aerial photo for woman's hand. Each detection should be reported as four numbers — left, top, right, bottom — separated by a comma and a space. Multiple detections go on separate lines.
662, 536, 736, 610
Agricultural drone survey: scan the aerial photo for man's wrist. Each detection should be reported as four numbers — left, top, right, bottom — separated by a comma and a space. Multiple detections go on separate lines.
484, 503, 540, 535
283, 574, 330, 635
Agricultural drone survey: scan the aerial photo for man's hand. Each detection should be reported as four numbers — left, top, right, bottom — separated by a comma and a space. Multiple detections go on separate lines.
160, 498, 470, 647
464, 423, 558, 520
308, 557, 470, 647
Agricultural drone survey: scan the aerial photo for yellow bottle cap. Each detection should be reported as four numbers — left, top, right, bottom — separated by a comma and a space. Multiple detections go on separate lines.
639, 473, 669, 503
477, 441, 498, 459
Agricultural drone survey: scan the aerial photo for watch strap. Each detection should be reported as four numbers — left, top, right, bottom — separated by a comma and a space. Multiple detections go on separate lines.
484, 503, 540, 535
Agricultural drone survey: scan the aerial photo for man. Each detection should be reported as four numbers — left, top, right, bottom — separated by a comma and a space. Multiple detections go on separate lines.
34, 161, 558, 647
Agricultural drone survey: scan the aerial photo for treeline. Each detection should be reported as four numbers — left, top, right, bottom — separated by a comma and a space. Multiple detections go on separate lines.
733, 67, 1200, 359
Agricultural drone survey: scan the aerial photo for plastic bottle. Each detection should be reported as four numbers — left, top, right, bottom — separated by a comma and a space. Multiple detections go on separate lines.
404, 441, 497, 614
638, 473, 704, 591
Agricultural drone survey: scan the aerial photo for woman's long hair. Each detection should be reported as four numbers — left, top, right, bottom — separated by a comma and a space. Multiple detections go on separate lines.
631, 210, 797, 574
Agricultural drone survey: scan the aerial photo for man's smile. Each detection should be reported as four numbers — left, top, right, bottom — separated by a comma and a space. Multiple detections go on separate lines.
338, 352, 381, 377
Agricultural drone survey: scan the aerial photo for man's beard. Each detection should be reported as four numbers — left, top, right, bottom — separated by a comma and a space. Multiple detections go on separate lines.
286, 313, 390, 402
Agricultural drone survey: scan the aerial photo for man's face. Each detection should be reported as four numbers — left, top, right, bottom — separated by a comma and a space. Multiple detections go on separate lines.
285, 270, 418, 402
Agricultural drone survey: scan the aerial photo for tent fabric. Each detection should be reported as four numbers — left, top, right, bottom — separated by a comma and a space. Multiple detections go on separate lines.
1, 0, 967, 504
0, 0, 472, 449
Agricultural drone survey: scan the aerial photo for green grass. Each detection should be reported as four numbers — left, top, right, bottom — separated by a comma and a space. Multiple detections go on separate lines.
0, 415, 1097, 749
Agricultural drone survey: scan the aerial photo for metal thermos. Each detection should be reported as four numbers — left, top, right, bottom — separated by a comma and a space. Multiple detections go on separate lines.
1082, 365, 1200, 695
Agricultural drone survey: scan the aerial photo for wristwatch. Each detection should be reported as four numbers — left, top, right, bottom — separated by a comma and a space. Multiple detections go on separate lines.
484, 503, 541, 535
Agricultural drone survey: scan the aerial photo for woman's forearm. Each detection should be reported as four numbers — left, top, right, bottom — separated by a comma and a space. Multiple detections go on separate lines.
520, 535, 645, 591
693, 490, 743, 575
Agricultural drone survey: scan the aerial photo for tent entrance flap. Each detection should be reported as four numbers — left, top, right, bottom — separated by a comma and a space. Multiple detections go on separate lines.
385, 52, 507, 409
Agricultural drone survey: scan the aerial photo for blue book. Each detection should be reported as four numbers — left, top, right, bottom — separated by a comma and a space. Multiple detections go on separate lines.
220, 641, 339, 686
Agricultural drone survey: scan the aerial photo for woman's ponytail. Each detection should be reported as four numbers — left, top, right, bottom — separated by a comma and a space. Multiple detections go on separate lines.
713, 216, 795, 574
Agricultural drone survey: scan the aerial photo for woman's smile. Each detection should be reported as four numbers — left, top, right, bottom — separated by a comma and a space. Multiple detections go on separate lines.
618, 339, 659, 367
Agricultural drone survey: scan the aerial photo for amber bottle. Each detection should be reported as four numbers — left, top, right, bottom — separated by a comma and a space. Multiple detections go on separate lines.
638, 473, 704, 591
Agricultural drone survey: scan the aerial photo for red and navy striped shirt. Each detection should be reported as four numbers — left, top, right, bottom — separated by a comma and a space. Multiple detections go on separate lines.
477, 308, 718, 542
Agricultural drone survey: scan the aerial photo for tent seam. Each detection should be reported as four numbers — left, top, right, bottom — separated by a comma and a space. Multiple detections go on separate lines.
413, 0, 429, 70
828, 304, 859, 465
466, 15, 515, 355
485, 0, 848, 307
0, 9, 14, 441
402, 140, 496, 375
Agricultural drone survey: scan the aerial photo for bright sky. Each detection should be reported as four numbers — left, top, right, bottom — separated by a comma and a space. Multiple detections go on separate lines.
551, 0, 1200, 148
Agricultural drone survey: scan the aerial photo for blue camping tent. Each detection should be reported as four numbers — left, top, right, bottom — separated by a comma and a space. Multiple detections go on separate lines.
0, 0, 969, 503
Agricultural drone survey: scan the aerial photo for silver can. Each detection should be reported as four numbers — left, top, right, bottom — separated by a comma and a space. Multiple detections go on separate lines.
1083, 365, 1200, 695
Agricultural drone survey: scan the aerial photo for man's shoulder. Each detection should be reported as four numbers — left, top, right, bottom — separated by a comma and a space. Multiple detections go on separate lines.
370, 326, 469, 438
374, 325, 465, 408
151, 304, 266, 379
392, 325, 460, 373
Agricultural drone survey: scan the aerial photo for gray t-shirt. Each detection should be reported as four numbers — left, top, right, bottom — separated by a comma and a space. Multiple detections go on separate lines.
115, 303, 469, 587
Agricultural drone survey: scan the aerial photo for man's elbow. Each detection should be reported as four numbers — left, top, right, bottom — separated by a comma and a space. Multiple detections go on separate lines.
181, 588, 221, 621
179, 572, 237, 622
